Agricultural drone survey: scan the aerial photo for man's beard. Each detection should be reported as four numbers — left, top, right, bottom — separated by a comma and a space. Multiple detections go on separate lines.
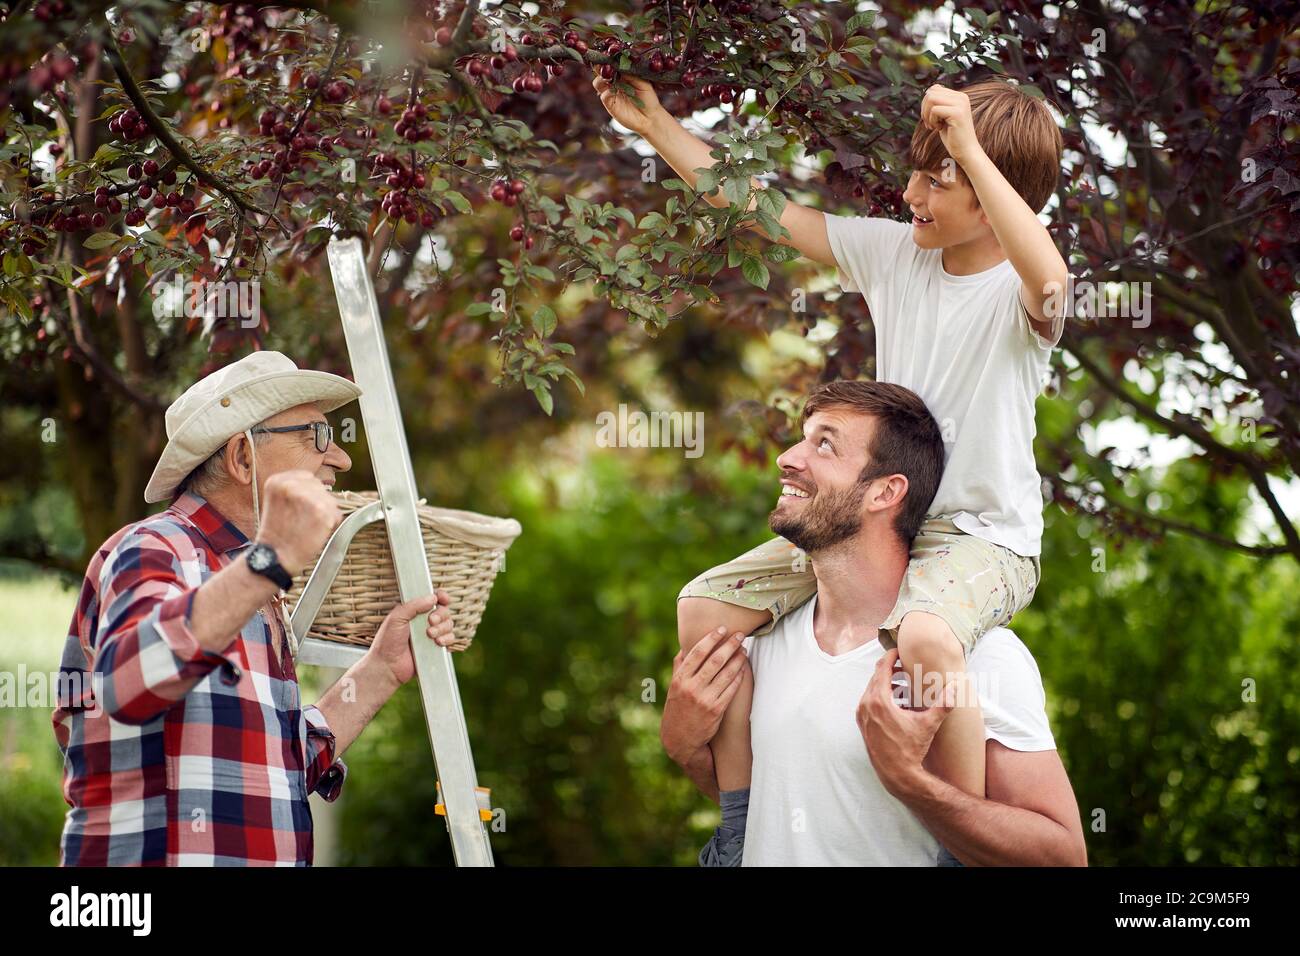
769, 477, 870, 554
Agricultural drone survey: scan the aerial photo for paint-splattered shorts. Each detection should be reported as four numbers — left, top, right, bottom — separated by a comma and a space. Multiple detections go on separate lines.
677, 515, 1040, 658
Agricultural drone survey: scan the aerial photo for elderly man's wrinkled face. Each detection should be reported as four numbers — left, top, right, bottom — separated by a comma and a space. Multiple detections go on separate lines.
253, 402, 351, 489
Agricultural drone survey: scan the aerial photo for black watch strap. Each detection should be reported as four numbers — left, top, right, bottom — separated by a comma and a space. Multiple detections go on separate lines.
246, 543, 293, 591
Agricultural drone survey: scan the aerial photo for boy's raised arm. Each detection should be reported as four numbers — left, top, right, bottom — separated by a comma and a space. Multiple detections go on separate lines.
920, 84, 1069, 340
593, 73, 838, 268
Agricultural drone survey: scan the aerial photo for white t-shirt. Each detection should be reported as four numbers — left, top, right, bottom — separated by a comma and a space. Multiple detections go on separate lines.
742, 594, 1056, 867
824, 215, 1060, 557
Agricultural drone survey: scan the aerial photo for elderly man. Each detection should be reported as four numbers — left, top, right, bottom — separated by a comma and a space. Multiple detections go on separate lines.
53, 351, 458, 866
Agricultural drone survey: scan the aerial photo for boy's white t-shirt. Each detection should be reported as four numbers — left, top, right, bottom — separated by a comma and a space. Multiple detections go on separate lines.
742, 594, 1055, 867
824, 215, 1060, 557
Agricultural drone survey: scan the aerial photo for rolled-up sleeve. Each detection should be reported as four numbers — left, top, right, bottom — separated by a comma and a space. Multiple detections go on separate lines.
95, 530, 242, 724
303, 704, 348, 801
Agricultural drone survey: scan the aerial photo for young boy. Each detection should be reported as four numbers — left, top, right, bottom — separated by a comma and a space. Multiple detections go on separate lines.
593, 73, 1067, 863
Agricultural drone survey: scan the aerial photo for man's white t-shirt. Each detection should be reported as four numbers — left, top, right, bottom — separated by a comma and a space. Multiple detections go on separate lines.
742, 594, 1056, 867
824, 215, 1060, 557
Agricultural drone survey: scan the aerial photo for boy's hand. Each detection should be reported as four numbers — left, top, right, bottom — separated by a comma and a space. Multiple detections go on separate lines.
920, 84, 983, 166
592, 72, 665, 136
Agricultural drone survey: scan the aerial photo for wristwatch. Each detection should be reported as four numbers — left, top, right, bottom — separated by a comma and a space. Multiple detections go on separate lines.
246, 542, 293, 591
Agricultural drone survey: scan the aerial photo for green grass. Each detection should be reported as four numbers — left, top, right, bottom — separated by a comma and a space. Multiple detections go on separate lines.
0, 569, 80, 865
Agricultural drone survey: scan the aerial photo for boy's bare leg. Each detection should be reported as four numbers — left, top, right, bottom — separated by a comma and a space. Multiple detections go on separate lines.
895, 611, 985, 797
677, 597, 769, 791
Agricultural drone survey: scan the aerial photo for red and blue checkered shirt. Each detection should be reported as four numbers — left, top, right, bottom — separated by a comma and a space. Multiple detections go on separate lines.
52, 491, 346, 866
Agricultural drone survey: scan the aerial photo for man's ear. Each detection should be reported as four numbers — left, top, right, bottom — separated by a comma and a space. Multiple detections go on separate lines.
866, 474, 909, 513
223, 434, 253, 487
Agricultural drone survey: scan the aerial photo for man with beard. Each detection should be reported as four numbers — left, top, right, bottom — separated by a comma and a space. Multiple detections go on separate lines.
661, 380, 1086, 865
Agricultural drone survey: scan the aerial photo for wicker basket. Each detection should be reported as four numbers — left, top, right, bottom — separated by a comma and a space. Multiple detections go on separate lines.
285, 490, 522, 651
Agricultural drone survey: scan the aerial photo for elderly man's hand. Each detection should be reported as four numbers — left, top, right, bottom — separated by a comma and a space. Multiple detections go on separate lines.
856, 648, 955, 799
661, 627, 749, 766
256, 469, 341, 575
365, 589, 456, 689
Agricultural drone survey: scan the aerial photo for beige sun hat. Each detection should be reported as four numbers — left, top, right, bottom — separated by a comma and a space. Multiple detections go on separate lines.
143, 351, 362, 504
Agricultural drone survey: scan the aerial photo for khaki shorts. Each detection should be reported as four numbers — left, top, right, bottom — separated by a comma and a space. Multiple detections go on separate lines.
677, 516, 1040, 658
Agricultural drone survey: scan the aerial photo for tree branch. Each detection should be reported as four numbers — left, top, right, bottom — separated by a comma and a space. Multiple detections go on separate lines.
103, 29, 291, 239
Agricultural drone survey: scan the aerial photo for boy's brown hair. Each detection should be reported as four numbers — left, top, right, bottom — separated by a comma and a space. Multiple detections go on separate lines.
909, 79, 1063, 213
802, 380, 945, 545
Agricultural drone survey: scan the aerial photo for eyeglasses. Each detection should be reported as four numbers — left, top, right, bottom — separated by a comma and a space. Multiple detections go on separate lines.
251, 421, 334, 453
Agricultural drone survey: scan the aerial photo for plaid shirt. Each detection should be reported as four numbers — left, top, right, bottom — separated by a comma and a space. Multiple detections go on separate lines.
52, 491, 346, 866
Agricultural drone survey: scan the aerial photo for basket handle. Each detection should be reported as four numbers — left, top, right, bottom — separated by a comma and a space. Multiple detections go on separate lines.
289, 498, 387, 648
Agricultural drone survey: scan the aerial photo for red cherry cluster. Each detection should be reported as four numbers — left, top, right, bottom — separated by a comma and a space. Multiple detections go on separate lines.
513, 71, 545, 94
373, 153, 436, 227
24, 54, 76, 94
108, 107, 151, 143
489, 178, 526, 206
598, 38, 623, 80
31, 0, 71, 21
508, 223, 534, 249
394, 102, 433, 142
699, 82, 740, 103
321, 79, 352, 104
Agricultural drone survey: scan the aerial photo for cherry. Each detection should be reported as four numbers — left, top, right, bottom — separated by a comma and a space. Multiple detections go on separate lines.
138, 183, 153, 199
128, 162, 143, 180
420, 211, 435, 228
510, 224, 524, 241
504, 44, 519, 62
142, 159, 159, 176
509, 179, 525, 194
91, 212, 106, 228
108, 197, 122, 214
435, 26, 453, 46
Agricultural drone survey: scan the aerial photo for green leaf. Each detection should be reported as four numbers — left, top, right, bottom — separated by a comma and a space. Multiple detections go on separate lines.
3, 253, 16, 277
530, 383, 554, 416
756, 186, 787, 219
763, 243, 802, 263
847, 11, 877, 34
83, 232, 120, 250
723, 175, 749, 208
465, 301, 495, 316
695, 168, 718, 195
755, 209, 783, 240
443, 190, 472, 213
880, 55, 905, 87
741, 255, 770, 290
532, 304, 557, 337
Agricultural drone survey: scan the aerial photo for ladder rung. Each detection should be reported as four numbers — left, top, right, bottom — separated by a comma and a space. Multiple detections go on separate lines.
435, 782, 493, 822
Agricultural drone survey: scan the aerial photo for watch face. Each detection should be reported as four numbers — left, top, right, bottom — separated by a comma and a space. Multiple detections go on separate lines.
248, 546, 271, 571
